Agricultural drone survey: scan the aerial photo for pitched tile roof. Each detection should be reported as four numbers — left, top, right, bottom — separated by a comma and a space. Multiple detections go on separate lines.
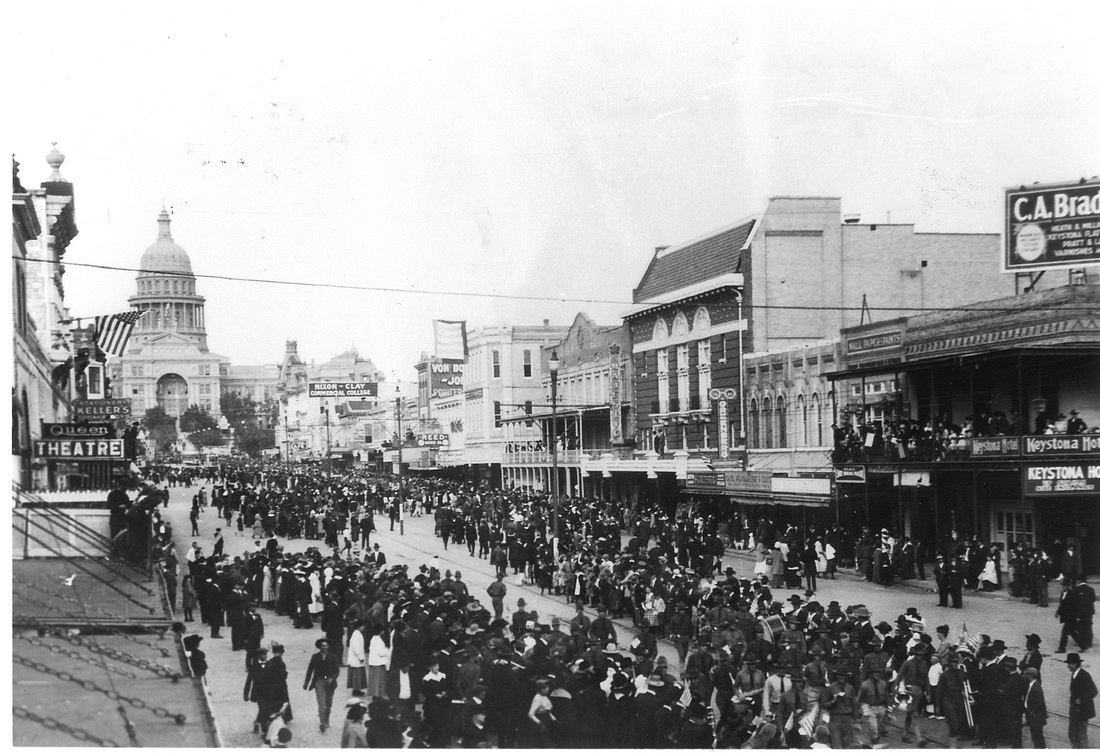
632, 218, 755, 303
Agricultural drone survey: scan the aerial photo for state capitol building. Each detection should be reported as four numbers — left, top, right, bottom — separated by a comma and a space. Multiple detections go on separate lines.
109, 211, 384, 430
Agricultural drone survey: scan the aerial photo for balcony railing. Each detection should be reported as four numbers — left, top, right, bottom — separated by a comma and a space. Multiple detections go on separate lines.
502, 449, 583, 465
832, 433, 1100, 464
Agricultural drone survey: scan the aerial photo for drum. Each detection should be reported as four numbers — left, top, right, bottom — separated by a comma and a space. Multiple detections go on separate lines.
760, 615, 785, 644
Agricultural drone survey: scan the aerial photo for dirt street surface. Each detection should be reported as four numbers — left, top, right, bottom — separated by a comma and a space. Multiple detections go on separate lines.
164, 484, 1094, 748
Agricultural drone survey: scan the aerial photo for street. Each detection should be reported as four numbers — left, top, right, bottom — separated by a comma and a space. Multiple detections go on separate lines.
164, 484, 1091, 749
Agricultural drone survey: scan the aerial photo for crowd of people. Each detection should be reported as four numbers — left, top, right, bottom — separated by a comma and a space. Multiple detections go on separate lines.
831, 408, 1092, 465
140, 459, 1097, 748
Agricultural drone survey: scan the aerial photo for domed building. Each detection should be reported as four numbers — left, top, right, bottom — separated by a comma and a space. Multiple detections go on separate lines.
109, 211, 229, 418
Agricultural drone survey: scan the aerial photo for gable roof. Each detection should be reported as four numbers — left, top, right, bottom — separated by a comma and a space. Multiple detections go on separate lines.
632, 217, 756, 303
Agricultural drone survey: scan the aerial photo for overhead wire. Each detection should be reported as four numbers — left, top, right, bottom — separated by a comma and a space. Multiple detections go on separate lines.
15, 255, 1098, 315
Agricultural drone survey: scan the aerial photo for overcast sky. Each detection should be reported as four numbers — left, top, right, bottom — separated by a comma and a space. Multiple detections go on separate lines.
10, 3, 1099, 382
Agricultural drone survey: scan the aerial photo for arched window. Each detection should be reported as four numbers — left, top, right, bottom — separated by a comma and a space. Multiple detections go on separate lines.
693, 307, 711, 335
652, 318, 669, 344
812, 393, 822, 445
763, 397, 773, 448
750, 398, 759, 449
672, 311, 690, 338
776, 396, 787, 447
827, 390, 836, 429
797, 395, 807, 446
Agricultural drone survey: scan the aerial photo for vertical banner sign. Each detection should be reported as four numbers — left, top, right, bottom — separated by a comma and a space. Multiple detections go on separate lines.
710, 388, 737, 460
718, 399, 730, 459
609, 344, 623, 444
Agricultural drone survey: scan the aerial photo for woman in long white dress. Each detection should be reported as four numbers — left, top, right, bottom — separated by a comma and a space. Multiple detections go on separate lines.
262, 564, 276, 607
308, 572, 324, 617
346, 621, 367, 691
366, 628, 391, 699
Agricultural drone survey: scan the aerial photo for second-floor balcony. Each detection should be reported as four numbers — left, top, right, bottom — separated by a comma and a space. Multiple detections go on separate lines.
833, 432, 1100, 465
502, 448, 584, 465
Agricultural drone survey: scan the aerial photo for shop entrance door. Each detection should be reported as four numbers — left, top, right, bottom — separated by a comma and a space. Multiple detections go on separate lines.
991, 505, 1035, 550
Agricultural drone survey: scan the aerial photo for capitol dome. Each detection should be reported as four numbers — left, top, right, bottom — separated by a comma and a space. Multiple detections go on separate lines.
138, 209, 193, 277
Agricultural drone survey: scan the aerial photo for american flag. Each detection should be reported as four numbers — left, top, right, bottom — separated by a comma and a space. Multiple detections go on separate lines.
94, 310, 145, 357
433, 319, 468, 361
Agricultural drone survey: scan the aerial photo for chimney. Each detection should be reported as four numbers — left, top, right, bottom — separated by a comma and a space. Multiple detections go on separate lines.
843, 214, 861, 224
543, 319, 549, 327
656, 245, 669, 254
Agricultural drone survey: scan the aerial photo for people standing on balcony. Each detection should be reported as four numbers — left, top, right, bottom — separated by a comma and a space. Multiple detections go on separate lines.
1067, 409, 1088, 434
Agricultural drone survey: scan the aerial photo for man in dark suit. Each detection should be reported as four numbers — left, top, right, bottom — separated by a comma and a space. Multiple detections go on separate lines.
1074, 575, 1095, 650
1066, 653, 1097, 748
1023, 667, 1048, 748
1057, 577, 1082, 653
303, 638, 341, 732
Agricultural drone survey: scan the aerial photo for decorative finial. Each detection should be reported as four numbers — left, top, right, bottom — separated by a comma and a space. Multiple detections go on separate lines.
157, 207, 172, 240
45, 142, 66, 181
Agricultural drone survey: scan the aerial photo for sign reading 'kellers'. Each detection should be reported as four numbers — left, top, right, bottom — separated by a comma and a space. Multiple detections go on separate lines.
1005, 181, 1100, 271
308, 382, 378, 398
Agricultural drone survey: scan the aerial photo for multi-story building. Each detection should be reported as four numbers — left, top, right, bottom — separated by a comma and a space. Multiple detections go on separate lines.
828, 283, 1100, 572
637, 196, 1050, 516
111, 210, 229, 419
445, 323, 568, 485
12, 147, 79, 490
275, 340, 390, 466
499, 313, 635, 499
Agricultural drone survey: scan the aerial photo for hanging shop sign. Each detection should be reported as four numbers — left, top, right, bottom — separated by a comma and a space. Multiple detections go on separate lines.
609, 345, 624, 445
464, 388, 483, 401
308, 382, 378, 398
33, 439, 125, 460
72, 398, 132, 418
42, 422, 115, 438
1023, 462, 1100, 496
970, 436, 1021, 456
835, 465, 867, 483
1005, 180, 1100, 271
1023, 434, 1100, 456
417, 433, 449, 447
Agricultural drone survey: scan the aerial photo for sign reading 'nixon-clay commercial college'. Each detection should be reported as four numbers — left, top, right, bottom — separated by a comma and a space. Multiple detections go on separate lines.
1005, 181, 1100, 271
307, 382, 378, 398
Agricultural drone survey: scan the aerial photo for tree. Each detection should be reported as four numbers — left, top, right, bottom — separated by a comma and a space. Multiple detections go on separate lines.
141, 407, 178, 454
221, 392, 260, 428
235, 425, 276, 457
188, 428, 225, 451
179, 405, 218, 433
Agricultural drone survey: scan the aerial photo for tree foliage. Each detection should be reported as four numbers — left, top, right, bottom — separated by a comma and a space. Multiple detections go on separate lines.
179, 405, 218, 433
235, 425, 276, 457
188, 428, 226, 449
141, 407, 178, 453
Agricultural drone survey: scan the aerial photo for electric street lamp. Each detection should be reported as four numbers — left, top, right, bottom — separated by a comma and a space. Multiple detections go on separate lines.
549, 349, 560, 548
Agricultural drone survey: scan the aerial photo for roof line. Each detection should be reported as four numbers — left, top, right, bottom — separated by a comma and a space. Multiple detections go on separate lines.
655, 214, 758, 260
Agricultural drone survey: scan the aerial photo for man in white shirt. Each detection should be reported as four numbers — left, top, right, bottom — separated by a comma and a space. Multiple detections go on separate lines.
762, 663, 791, 719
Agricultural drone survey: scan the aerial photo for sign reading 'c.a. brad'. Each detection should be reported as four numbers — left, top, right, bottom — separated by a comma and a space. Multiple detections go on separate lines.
1005, 181, 1100, 271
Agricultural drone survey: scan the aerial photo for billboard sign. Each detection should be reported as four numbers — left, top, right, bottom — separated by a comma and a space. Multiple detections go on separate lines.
417, 433, 449, 447
1023, 462, 1100, 496
428, 360, 464, 399
1005, 181, 1100, 271
308, 382, 378, 398
1023, 434, 1100, 456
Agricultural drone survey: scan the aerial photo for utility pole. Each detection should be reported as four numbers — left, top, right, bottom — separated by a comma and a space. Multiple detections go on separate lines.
323, 402, 332, 477
396, 389, 404, 536
283, 404, 290, 463
549, 350, 560, 552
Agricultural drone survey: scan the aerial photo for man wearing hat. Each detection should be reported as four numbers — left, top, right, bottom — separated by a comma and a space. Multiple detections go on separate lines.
1021, 633, 1044, 679
510, 598, 530, 636
304, 637, 341, 732
998, 656, 1028, 748
486, 573, 507, 621
1023, 666, 1047, 748
823, 667, 859, 749
855, 668, 890, 747
777, 670, 811, 748
1066, 652, 1097, 748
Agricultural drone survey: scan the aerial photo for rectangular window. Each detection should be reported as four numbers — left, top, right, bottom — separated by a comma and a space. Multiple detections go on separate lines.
852, 384, 863, 396
493, 401, 502, 427
676, 344, 690, 413
492, 350, 501, 379
697, 339, 712, 410
523, 350, 532, 378
130, 365, 144, 377
199, 364, 212, 376
657, 348, 670, 414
